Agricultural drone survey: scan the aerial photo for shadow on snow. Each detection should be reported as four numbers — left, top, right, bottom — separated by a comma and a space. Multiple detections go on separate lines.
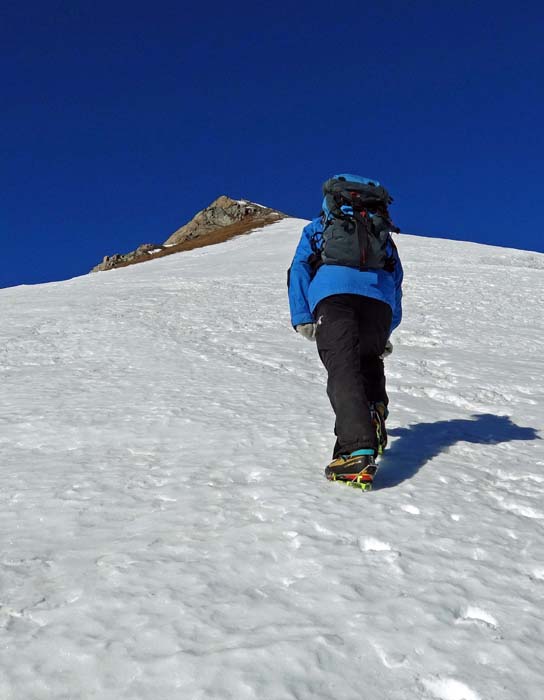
374, 413, 541, 490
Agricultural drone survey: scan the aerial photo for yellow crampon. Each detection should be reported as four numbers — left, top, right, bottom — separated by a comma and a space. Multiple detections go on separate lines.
331, 473, 374, 491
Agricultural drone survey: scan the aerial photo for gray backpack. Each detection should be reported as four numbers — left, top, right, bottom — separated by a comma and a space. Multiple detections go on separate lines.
312, 177, 398, 272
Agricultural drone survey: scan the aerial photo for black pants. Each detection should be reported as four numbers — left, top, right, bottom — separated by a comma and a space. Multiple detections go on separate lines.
315, 294, 392, 458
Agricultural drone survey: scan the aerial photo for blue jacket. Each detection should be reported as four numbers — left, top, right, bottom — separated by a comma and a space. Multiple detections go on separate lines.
288, 217, 404, 333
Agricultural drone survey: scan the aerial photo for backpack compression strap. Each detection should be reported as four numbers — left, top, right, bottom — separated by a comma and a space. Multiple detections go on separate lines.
322, 177, 393, 218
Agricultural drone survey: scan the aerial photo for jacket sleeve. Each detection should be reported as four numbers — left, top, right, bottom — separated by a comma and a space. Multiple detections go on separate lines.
287, 220, 318, 328
390, 242, 404, 333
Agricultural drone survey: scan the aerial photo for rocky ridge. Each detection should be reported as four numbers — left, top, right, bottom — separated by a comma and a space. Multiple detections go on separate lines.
91, 196, 287, 272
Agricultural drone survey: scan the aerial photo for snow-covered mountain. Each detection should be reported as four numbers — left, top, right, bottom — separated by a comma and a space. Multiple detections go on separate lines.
1, 219, 543, 700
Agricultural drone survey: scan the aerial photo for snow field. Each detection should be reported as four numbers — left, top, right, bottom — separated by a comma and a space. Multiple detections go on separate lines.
0, 219, 543, 699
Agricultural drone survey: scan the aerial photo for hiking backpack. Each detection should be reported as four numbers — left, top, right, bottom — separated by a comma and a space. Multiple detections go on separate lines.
310, 174, 399, 273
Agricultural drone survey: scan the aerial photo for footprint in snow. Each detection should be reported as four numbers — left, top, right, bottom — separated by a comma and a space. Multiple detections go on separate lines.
359, 537, 393, 552
358, 538, 402, 571
400, 503, 420, 515
529, 567, 544, 582
456, 605, 498, 627
95, 553, 136, 576
502, 501, 544, 520
421, 677, 481, 700
455, 606, 502, 639
371, 641, 407, 669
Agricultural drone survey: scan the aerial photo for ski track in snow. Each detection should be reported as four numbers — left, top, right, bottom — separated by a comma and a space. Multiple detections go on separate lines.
0, 220, 543, 699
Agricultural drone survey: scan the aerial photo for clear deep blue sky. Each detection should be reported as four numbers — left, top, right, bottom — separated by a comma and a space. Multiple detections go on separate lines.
2, 1, 543, 288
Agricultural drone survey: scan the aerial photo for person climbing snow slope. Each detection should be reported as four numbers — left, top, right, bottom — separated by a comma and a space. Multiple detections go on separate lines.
288, 174, 404, 490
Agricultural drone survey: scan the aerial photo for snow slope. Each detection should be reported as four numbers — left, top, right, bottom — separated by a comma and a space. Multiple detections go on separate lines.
0, 219, 543, 700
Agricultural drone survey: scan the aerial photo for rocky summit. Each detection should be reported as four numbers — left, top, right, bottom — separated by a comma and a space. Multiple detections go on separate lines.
91, 196, 286, 272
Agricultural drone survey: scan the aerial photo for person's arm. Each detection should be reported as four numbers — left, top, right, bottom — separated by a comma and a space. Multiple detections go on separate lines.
287, 220, 320, 328
390, 241, 403, 333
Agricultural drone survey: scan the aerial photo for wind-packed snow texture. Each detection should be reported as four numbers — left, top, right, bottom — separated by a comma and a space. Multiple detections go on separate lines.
1, 219, 543, 700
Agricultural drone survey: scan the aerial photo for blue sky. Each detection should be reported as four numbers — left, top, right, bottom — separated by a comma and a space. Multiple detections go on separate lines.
2, 1, 543, 288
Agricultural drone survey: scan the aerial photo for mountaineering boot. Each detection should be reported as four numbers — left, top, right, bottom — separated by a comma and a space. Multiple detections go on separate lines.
370, 402, 389, 455
324, 449, 378, 491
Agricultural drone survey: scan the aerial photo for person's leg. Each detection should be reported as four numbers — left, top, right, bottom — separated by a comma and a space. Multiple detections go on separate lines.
315, 295, 376, 457
355, 296, 392, 453
356, 296, 392, 406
